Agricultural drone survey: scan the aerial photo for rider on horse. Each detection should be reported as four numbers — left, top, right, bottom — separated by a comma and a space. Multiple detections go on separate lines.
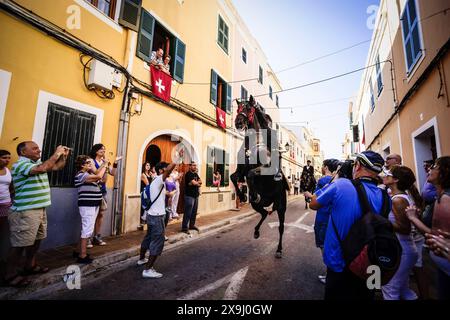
231, 96, 286, 205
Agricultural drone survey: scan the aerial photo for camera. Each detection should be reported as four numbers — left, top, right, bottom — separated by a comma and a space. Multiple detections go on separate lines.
337, 159, 354, 179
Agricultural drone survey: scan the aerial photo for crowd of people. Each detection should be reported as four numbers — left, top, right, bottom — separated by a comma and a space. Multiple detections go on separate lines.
0, 141, 125, 286
304, 151, 450, 300
0, 138, 448, 297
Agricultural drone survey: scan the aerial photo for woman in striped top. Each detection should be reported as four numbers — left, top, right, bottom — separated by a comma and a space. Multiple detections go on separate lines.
74, 156, 107, 264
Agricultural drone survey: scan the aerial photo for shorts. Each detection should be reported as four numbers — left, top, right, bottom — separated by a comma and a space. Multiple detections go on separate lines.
314, 221, 328, 249
100, 195, 108, 212
140, 215, 165, 256
8, 208, 47, 247
79, 206, 100, 238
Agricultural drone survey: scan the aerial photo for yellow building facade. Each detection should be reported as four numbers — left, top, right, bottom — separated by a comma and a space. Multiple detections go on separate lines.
0, 0, 282, 248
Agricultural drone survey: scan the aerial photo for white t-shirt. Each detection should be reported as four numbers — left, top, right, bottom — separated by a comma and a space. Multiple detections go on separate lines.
146, 175, 166, 216
0, 168, 12, 204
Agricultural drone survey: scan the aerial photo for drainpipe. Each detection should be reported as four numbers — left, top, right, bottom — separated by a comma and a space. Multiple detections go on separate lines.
111, 78, 131, 235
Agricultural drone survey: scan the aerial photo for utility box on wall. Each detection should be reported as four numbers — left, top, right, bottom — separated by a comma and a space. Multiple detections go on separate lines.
87, 59, 115, 91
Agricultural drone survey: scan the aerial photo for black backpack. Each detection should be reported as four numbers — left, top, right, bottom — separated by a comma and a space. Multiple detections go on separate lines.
331, 178, 402, 285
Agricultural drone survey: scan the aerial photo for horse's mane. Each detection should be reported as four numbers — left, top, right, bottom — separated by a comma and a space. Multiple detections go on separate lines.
254, 105, 272, 129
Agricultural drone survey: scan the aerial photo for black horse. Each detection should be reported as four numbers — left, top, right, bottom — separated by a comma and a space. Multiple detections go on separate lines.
300, 173, 316, 209
231, 96, 290, 258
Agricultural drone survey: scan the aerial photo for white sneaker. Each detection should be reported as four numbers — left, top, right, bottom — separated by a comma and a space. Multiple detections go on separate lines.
318, 275, 326, 284
142, 268, 162, 278
86, 239, 93, 248
136, 258, 148, 266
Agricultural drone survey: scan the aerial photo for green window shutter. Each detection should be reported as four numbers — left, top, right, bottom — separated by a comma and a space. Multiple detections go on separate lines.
206, 147, 214, 187
224, 152, 230, 186
118, 0, 142, 31
214, 147, 224, 165
173, 38, 186, 83
210, 69, 218, 105
136, 9, 155, 62
226, 83, 232, 114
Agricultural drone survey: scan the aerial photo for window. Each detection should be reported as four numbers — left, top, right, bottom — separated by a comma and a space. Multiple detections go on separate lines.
87, 0, 118, 19
349, 111, 353, 129
206, 147, 229, 187
42, 103, 96, 187
376, 55, 383, 95
118, 0, 142, 31
136, 9, 186, 83
242, 48, 247, 64
258, 66, 263, 84
369, 78, 375, 112
276, 95, 279, 108
210, 69, 232, 113
401, 0, 423, 74
269, 86, 273, 100
241, 85, 248, 101
217, 15, 229, 54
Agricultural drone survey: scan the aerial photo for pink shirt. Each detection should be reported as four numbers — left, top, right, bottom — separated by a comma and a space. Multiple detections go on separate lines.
432, 193, 450, 233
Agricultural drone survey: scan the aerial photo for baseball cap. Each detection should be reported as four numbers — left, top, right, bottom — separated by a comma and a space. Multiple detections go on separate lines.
355, 151, 384, 173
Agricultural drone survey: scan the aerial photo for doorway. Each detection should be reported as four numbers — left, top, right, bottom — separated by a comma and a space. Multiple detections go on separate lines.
143, 134, 194, 214
413, 124, 439, 191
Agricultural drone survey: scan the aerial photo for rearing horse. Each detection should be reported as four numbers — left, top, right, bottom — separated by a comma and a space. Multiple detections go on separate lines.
231, 96, 290, 258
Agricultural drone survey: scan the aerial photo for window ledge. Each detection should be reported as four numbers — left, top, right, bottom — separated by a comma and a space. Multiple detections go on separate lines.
405, 50, 426, 83
75, 0, 123, 33
216, 41, 230, 57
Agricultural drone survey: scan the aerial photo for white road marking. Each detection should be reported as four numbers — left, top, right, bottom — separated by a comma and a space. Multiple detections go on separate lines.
177, 266, 249, 300
269, 212, 314, 233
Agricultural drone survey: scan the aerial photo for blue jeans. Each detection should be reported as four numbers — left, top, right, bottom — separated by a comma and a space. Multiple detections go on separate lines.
182, 196, 198, 230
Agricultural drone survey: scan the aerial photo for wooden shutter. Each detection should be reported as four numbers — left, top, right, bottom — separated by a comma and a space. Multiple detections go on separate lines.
173, 38, 186, 83
118, 0, 142, 31
42, 103, 96, 187
226, 83, 232, 114
206, 147, 214, 187
136, 9, 155, 62
224, 151, 229, 186
210, 69, 218, 105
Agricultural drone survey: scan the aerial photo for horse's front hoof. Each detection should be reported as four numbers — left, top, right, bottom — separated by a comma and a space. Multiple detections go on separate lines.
275, 251, 282, 259
254, 230, 260, 239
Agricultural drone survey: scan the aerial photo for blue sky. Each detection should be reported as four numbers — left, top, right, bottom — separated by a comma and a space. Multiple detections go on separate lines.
233, 0, 379, 159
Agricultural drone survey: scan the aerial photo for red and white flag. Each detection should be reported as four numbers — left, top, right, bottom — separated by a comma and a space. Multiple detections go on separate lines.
216, 107, 226, 129
150, 65, 172, 103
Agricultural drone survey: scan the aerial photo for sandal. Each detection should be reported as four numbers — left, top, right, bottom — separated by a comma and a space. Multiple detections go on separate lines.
22, 265, 50, 276
3, 274, 31, 288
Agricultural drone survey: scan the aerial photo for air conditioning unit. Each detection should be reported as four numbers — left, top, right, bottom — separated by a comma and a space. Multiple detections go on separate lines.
87, 59, 114, 91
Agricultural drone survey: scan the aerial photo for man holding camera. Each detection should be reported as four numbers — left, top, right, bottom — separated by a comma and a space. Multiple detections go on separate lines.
308, 151, 388, 300
4, 141, 69, 287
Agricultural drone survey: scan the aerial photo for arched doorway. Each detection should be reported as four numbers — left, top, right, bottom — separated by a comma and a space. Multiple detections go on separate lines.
146, 145, 162, 168
142, 134, 194, 214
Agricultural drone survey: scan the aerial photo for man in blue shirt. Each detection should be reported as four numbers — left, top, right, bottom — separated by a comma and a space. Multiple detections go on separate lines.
309, 151, 388, 300
305, 159, 340, 284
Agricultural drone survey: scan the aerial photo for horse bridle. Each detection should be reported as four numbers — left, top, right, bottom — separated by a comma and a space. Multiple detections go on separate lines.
237, 101, 256, 126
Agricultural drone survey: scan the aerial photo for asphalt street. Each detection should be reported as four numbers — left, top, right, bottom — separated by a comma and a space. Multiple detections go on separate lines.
42, 198, 326, 300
